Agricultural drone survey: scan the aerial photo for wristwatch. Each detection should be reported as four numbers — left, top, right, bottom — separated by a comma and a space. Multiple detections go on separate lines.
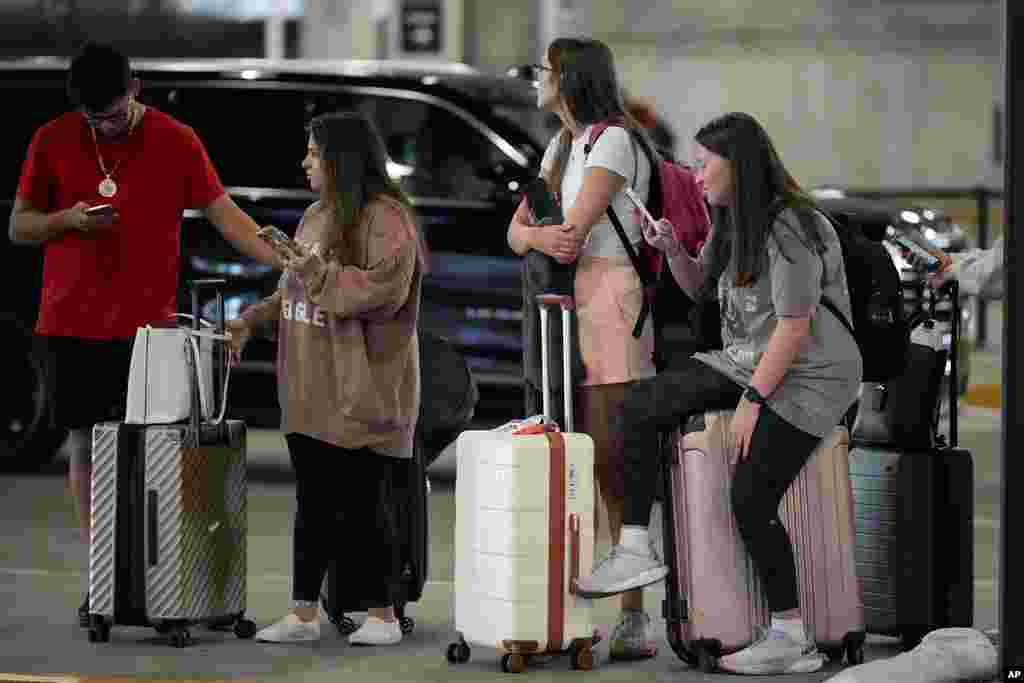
743, 385, 768, 406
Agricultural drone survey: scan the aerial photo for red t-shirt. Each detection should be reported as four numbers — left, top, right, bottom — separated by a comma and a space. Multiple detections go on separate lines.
17, 107, 226, 339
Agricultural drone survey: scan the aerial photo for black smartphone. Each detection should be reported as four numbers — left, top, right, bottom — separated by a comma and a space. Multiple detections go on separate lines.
522, 177, 563, 225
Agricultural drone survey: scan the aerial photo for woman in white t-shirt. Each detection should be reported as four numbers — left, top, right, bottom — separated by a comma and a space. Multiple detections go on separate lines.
506, 36, 659, 661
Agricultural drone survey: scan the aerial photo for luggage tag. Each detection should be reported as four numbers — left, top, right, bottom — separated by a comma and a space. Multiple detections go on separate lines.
492, 414, 560, 435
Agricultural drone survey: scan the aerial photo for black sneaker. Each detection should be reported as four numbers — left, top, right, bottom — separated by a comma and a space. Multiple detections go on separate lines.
79, 593, 90, 628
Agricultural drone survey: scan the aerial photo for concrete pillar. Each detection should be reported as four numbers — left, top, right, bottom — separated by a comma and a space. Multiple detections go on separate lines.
265, 0, 289, 59
540, 0, 591, 52
301, 0, 355, 59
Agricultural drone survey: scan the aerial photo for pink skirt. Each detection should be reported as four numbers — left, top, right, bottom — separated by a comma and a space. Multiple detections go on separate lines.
574, 255, 657, 387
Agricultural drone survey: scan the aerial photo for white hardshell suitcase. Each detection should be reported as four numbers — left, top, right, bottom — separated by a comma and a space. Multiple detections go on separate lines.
448, 294, 596, 673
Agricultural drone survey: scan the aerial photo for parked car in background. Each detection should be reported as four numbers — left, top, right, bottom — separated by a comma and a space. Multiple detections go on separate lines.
1, 57, 545, 470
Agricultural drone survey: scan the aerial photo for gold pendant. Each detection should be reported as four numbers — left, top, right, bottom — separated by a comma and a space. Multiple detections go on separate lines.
98, 177, 118, 198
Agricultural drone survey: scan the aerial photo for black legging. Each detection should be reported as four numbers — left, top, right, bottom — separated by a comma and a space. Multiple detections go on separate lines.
286, 433, 399, 606
620, 356, 821, 613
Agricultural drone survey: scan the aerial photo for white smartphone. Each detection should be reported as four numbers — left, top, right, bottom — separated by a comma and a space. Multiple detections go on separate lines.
624, 187, 658, 228
85, 203, 116, 217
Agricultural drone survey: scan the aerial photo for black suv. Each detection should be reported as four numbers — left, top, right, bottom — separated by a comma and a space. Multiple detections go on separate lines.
2, 57, 548, 469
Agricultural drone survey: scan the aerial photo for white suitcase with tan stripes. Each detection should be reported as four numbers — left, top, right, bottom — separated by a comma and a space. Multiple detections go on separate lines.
447, 294, 596, 674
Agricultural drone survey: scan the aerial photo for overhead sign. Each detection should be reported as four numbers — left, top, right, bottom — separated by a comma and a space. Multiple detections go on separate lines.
401, 1, 442, 54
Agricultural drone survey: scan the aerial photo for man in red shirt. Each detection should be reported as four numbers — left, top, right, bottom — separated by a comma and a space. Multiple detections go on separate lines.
7, 42, 279, 626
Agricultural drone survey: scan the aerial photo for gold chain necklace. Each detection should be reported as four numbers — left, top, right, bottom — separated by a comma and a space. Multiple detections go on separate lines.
90, 104, 141, 198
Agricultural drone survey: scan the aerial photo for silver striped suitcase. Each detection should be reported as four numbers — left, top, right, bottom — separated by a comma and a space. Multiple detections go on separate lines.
87, 279, 255, 647
88, 420, 253, 646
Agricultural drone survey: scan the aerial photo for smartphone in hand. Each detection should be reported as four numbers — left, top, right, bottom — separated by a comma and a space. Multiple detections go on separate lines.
522, 177, 563, 225
624, 187, 658, 227
85, 204, 116, 218
257, 225, 300, 253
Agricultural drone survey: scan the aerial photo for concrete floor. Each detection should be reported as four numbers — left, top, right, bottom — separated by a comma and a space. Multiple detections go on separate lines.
0, 306, 1005, 682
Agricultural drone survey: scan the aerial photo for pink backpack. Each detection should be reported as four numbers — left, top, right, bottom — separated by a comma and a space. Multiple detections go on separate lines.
585, 121, 711, 337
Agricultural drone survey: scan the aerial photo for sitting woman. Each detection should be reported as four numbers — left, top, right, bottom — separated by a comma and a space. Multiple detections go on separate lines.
574, 112, 863, 676
228, 111, 426, 646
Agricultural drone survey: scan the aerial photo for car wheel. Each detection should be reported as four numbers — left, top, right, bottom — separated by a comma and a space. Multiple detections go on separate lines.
0, 316, 66, 472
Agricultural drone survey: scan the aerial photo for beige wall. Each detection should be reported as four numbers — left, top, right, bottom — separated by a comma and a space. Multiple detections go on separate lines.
303, 0, 465, 62
612, 43, 1000, 188
592, 0, 1003, 188
301, 0, 1004, 189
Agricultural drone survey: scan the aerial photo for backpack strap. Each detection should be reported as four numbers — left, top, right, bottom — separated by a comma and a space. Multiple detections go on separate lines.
584, 122, 654, 338
788, 206, 857, 341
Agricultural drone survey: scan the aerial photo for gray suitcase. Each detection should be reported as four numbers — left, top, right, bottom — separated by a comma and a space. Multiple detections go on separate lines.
86, 279, 256, 647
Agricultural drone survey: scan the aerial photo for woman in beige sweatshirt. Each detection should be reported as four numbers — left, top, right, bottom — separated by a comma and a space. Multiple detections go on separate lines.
227, 111, 426, 646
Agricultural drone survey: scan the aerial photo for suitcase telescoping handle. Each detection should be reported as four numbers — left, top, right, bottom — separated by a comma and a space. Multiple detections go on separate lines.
935, 280, 960, 448
536, 294, 575, 433
187, 278, 228, 443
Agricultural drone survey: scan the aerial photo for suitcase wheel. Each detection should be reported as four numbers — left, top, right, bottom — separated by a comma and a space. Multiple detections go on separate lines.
843, 632, 867, 666
87, 620, 111, 643
501, 652, 528, 674
570, 642, 594, 671
233, 618, 257, 639
696, 647, 717, 674
446, 640, 471, 664
330, 615, 358, 636
399, 616, 415, 635
169, 628, 192, 648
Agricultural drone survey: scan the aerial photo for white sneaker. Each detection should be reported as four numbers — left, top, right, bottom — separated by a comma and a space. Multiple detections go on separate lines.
255, 613, 321, 643
717, 626, 825, 675
348, 616, 402, 646
575, 545, 668, 598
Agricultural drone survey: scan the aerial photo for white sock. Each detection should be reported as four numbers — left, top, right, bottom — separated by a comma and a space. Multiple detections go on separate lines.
771, 616, 808, 643
619, 525, 650, 553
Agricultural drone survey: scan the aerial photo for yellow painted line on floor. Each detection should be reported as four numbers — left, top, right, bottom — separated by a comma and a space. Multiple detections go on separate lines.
965, 383, 1001, 409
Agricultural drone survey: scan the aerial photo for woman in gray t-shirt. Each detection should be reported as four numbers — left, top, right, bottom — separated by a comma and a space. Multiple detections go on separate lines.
574, 112, 863, 676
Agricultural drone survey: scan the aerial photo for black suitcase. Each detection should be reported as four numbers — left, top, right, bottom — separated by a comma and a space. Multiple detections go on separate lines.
320, 438, 429, 636
849, 281, 974, 650
87, 279, 256, 647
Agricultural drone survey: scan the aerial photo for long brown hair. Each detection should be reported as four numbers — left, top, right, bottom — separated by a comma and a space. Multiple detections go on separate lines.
543, 37, 648, 197
307, 111, 421, 265
695, 112, 823, 287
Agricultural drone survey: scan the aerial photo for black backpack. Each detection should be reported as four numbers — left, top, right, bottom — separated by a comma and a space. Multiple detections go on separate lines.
692, 204, 907, 383
789, 206, 907, 382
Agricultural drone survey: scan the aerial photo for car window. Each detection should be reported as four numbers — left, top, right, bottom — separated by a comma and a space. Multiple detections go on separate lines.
352, 94, 506, 202
141, 84, 312, 190
141, 82, 508, 202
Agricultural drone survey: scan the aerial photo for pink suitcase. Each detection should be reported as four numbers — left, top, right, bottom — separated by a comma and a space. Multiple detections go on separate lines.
780, 425, 866, 665
660, 410, 865, 672
660, 411, 770, 672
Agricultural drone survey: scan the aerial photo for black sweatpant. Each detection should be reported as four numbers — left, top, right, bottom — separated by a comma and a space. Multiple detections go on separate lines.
286, 433, 400, 607
620, 356, 821, 613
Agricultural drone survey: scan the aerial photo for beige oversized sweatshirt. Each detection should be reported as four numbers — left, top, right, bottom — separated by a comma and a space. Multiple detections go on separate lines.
241, 196, 422, 458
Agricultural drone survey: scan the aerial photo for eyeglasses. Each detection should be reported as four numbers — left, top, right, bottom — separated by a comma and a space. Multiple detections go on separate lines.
82, 98, 131, 129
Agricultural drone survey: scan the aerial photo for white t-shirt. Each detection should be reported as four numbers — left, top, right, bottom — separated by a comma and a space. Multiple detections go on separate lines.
540, 125, 652, 259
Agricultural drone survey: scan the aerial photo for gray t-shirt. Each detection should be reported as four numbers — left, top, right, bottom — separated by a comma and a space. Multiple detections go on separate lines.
693, 208, 864, 438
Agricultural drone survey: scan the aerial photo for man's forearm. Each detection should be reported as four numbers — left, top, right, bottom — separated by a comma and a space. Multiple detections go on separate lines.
205, 195, 280, 267
9, 206, 74, 245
